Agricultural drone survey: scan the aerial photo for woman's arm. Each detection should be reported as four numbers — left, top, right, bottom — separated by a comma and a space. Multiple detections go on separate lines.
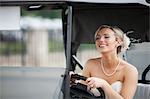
120, 65, 138, 99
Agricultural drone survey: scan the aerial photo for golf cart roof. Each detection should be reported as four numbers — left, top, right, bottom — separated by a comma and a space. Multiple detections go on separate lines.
0, 0, 150, 6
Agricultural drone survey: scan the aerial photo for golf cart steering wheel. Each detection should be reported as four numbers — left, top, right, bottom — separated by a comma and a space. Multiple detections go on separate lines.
70, 74, 105, 99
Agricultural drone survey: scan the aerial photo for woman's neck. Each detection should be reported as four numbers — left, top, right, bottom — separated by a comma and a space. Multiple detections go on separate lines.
101, 52, 119, 69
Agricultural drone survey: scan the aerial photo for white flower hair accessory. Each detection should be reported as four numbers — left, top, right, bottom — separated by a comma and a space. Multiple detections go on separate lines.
121, 33, 130, 51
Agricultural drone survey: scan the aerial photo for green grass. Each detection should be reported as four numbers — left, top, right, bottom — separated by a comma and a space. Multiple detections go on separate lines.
0, 40, 64, 54
0, 42, 25, 54
48, 40, 64, 52
78, 44, 96, 51
0, 41, 95, 55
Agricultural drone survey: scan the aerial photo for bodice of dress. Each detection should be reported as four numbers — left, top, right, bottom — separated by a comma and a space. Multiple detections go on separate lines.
111, 81, 122, 93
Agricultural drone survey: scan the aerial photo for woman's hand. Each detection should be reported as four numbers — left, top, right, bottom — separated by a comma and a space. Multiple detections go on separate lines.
86, 77, 109, 89
69, 71, 76, 85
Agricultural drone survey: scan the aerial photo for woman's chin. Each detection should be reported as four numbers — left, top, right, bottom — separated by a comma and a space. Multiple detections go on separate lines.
99, 49, 107, 53
99, 48, 111, 53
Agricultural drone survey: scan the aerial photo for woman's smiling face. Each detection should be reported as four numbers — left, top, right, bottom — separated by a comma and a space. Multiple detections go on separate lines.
95, 28, 118, 53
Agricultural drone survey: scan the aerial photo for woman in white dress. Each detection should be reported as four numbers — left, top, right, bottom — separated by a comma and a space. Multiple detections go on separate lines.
82, 25, 138, 99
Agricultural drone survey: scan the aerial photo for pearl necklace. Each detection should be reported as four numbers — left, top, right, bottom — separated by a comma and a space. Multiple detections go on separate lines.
101, 59, 120, 77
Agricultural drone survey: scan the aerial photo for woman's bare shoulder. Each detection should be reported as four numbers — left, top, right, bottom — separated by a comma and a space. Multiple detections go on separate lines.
121, 60, 138, 76
82, 57, 101, 77
83, 58, 100, 71
85, 57, 101, 66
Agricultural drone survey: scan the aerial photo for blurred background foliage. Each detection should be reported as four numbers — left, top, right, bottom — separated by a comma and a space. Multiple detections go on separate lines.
22, 9, 62, 18
0, 42, 25, 55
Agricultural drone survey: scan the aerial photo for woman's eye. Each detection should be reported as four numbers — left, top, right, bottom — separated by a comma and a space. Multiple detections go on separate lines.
105, 36, 110, 39
95, 37, 100, 40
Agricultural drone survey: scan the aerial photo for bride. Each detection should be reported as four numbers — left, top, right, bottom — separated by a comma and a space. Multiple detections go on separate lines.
82, 25, 138, 99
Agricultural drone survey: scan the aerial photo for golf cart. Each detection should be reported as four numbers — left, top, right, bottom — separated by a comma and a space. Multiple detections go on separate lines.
0, 0, 150, 99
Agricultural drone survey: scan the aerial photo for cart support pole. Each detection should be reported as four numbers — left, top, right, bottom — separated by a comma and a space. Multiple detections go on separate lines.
64, 5, 72, 99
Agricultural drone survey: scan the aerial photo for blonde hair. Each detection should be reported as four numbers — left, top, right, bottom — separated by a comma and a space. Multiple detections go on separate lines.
95, 25, 130, 53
